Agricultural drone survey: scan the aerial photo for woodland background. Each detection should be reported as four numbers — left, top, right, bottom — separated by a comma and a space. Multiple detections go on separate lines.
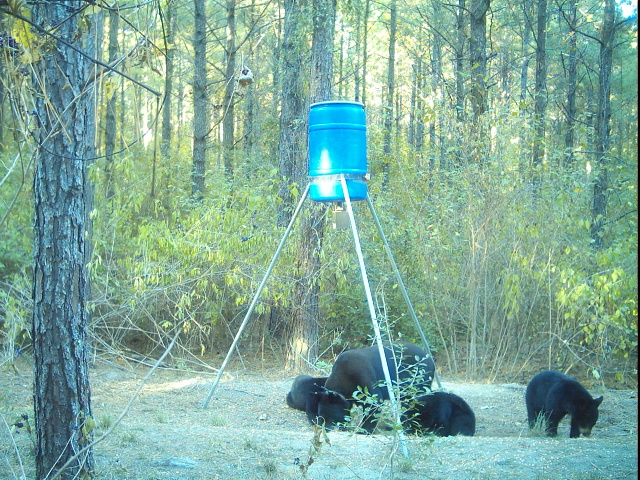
0, 0, 637, 386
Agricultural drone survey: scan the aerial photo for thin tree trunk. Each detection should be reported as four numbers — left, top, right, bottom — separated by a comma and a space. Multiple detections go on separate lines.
223, 0, 237, 181
430, 15, 443, 170
563, 0, 578, 166
162, 1, 177, 159
455, 0, 466, 122
591, 0, 616, 249
469, 0, 489, 122
408, 57, 418, 149
104, 10, 119, 203
361, 0, 370, 105
192, 0, 209, 200
354, 4, 362, 102
243, 0, 258, 176
277, 0, 307, 226
451, 0, 467, 168
32, 3, 96, 478
382, 0, 397, 189
520, 0, 532, 113
532, 0, 547, 191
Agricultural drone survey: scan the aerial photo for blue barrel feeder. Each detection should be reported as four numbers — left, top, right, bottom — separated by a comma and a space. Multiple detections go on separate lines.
308, 101, 368, 202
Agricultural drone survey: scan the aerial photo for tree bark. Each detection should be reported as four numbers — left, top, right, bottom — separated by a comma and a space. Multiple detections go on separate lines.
223, 0, 237, 181
32, 3, 96, 478
277, 0, 307, 226
563, 0, 578, 166
162, 1, 177, 160
360, 0, 371, 105
192, 0, 209, 200
381, 0, 397, 189
284, 0, 336, 372
104, 10, 120, 203
469, 0, 489, 122
243, 0, 258, 175
591, 0, 616, 249
455, 0, 466, 122
532, 0, 548, 191
519, 0, 533, 113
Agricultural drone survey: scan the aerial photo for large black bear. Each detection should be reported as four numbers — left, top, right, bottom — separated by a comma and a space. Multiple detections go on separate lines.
402, 391, 475, 436
309, 342, 436, 433
285, 375, 328, 423
525, 370, 604, 438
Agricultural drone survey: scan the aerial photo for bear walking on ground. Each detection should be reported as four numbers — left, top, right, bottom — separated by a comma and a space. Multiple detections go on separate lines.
403, 391, 476, 436
286, 375, 328, 423
525, 370, 603, 438
310, 342, 436, 433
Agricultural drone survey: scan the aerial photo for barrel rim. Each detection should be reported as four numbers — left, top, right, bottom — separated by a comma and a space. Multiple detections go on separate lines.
310, 100, 365, 108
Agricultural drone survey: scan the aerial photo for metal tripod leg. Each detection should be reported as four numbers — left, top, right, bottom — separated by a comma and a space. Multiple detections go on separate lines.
340, 176, 409, 458
202, 184, 311, 409
364, 194, 442, 389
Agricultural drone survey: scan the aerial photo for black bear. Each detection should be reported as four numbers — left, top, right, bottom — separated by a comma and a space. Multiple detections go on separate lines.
525, 370, 604, 438
402, 391, 475, 436
285, 375, 328, 423
310, 342, 436, 433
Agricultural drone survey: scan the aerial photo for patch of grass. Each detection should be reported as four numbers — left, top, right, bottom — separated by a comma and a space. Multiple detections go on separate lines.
96, 413, 113, 430
394, 456, 416, 474
210, 413, 226, 427
244, 439, 259, 450
261, 458, 278, 477
526, 413, 548, 438
119, 431, 137, 445
153, 411, 167, 423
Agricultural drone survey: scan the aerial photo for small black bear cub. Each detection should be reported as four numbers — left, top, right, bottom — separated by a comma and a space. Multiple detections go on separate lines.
403, 391, 475, 436
526, 370, 603, 438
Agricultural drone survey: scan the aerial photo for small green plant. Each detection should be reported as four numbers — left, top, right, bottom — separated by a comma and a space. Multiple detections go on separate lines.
154, 411, 167, 423
119, 431, 137, 445
261, 458, 278, 477
526, 412, 549, 438
96, 413, 113, 431
244, 438, 259, 450
299, 424, 331, 478
210, 413, 226, 427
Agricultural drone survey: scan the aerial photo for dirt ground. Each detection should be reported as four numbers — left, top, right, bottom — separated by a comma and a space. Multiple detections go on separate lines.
1, 355, 637, 480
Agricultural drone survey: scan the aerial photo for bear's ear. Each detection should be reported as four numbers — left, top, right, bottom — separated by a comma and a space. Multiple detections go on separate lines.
325, 391, 346, 404
319, 387, 346, 404
594, 396, 603, 407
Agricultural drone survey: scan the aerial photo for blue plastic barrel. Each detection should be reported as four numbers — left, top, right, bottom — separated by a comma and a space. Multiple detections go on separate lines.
308, 101, 367, 202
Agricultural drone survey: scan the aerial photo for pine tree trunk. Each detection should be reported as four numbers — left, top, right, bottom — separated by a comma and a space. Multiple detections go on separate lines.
382, 0, 397, 189
32, 4, 96, 478
284, 0, 336, 372
563, 0, 578, 166
277, 0, 307, 226
223, 0, 237, 181
361, 0, 370, 105
455, 0, 466, 122
532, 0, 548, 191
104, 10, 120, 203
591, 0, 616, 249
192, 0, 209, 200
162, 2, 177, 159
469, 0, 489, 122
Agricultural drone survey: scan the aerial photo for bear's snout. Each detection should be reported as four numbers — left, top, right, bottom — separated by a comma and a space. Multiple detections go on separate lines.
579, 427, 592, 437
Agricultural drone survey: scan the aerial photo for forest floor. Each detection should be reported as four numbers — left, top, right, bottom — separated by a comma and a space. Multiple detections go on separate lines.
1, 354, 637, 480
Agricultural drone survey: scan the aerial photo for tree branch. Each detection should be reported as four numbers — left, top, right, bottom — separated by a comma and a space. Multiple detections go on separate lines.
3, 9, 161, 97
